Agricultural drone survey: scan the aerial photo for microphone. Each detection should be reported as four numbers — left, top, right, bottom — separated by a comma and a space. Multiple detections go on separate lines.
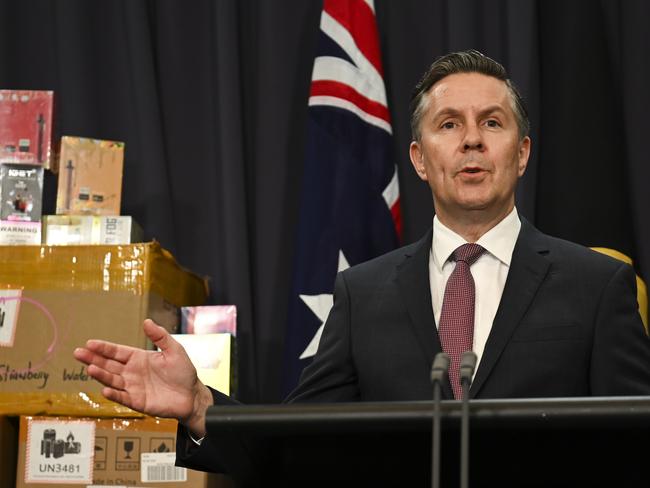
459, 351, 477, 488
430, 352, 449, 488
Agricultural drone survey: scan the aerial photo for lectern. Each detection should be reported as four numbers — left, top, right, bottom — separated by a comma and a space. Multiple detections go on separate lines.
206, 397, 650, 487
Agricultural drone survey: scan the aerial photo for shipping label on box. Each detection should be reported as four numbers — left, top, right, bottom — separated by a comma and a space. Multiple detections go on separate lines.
56, 137, 124, 216
0, 163, 43, 222
42, 215, 143, 245
0, 90, 55, 169
24, 418, 95, 484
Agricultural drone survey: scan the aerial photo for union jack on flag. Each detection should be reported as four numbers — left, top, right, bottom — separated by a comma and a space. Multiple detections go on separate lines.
283, 0, 401, 394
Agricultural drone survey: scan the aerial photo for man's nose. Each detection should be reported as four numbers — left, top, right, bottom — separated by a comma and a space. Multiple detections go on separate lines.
462, 124, 484, 151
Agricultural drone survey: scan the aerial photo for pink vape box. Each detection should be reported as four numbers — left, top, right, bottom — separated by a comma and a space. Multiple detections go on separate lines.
0, 90, 55, 170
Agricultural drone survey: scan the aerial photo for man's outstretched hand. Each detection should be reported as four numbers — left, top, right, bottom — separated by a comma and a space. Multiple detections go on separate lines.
73, 318, 214, 437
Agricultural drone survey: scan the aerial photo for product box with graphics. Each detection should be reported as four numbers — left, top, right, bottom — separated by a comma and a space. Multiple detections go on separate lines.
16, 416, 232, 488
0, 90, 55, 170
0, 163, 43, 222
42, 215, 143, 245
55, 137, 124, 216
0, 242, 208, 417
172, 333, 235, 396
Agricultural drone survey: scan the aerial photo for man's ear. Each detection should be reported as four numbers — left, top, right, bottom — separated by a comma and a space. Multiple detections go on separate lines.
517, 136, 531, 177
409, 141, 428, 181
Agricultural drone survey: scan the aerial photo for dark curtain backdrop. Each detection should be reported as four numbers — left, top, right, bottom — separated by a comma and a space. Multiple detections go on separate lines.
1, 0, 648, 403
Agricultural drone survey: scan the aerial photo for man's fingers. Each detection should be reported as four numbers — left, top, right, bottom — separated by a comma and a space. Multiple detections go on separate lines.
84, 339, 136, 364
87, 364, 126, 391
101, 387, 136, 412
143, 319, 175, 353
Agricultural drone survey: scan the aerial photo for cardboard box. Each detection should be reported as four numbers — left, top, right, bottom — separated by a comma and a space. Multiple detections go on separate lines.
0, 90, 55, 170
0, 242, 208, 417
42, 215, 143, 245
16, 416, 233, 488
0, 221, 41, 245
0, 416, 18, 488
56, 137, 124, 216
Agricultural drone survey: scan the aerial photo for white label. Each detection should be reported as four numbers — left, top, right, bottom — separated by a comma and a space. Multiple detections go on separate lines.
140, 452, 186, 483
0, 289, 22, 347
25, 419, 95, 484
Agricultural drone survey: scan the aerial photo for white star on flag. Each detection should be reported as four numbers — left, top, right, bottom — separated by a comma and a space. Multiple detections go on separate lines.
299, 250, 350, 359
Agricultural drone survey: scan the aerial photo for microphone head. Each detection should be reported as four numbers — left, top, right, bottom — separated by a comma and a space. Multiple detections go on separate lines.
430, 352, 450, 383
459, 351, 478, 383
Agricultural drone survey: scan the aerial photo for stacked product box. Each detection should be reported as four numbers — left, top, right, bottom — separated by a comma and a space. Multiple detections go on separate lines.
15, 416, 234, 488
41, 215, 143, 245
55, 136, 124, 216
0, 242, 209, 417
178, 305, 238, 396
0, 243, 227, 486
0, 90, 54, 245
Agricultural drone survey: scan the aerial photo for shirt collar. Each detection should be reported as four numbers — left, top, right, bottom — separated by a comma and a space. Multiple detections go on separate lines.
431, 207, 521, 271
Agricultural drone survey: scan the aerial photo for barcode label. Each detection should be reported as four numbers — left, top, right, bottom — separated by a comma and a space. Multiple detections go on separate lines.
140, 453, 187, 482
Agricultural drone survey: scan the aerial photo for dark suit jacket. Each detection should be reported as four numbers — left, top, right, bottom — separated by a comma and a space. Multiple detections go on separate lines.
177, 219, 650, 473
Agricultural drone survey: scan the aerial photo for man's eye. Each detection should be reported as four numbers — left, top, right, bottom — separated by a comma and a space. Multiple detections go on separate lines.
486, 119, 500, 128
441, 121, 456, 129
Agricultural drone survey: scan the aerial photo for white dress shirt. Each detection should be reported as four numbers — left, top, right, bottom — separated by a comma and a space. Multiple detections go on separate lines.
429, 207, 521, 369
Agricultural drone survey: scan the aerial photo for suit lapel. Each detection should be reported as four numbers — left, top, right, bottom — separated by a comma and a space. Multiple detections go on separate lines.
470, 219, 551, 397
396, 229, 454, 398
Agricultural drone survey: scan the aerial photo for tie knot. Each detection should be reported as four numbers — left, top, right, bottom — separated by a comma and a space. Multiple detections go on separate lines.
452, 243, 485, 266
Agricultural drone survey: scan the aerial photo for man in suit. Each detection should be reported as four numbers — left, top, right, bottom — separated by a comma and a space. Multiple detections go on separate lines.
73, 50, 650, 472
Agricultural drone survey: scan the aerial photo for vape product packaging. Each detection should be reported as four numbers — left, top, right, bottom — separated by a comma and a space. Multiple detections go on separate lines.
0, 242, 209, 417
16, 416, 232, 488
0, 163, 43, 222
181, 305, 237, 335
42, 215, 143, 245
172, 333, 235, 396
55, 136, 124, 216
0, 90, 55, 170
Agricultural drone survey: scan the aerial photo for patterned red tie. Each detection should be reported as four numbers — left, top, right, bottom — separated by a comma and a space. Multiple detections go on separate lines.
438, 243, 485, 399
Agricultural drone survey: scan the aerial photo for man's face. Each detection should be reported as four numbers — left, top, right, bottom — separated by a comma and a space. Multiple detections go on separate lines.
409, 72, 530, 225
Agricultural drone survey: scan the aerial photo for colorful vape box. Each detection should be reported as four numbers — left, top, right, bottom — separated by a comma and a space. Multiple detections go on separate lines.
180, 305, 237, 335
0, 90, 55, 170
56, 136, 124, 216
0, 163, 43, 222
42, 215, 143, 245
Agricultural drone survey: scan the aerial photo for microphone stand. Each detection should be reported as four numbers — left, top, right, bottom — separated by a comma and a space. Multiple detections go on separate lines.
430, 352, 449, 488
459, 351, 477, 488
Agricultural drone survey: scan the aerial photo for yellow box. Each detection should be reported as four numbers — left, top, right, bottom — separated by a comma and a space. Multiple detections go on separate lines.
0, 242, 208, 417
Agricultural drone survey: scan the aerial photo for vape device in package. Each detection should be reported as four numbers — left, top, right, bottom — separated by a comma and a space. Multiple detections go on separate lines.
0, 90, 55, 170
56, 136, 124, 216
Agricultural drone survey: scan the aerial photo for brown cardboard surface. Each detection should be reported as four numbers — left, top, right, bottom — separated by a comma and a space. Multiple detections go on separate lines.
0, 416, 18, 488
15, 416, 234, 488
0, 243, 208, 417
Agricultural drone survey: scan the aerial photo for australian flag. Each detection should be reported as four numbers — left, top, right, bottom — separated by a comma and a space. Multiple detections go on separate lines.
283, 0, 401, 395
